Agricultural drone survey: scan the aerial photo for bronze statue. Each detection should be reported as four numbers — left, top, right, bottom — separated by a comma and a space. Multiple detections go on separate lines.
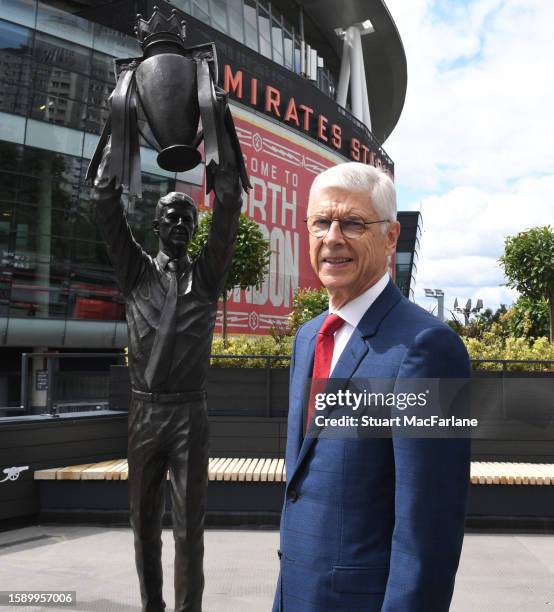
88, 8, 249, 612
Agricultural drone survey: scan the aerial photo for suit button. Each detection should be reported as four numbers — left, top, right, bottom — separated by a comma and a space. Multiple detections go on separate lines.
287, 489, 298, 502
277, 549, 282, 559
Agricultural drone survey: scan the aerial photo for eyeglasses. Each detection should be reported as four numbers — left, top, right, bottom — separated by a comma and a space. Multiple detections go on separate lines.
305, 215, 390, 239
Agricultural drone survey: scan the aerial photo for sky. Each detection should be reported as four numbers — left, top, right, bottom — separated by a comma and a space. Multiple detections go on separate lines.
382, 0, 553, 319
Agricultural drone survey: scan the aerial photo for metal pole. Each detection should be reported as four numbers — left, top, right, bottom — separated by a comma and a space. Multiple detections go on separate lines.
437, 295, 444, 322
46, 355, 54, 415
336, 35, 351, 107
298, 7, 304, 41
352, 26, 371, 130
348, 26, 363, 122
266, 356, 272, 418
20, 353, 28, 412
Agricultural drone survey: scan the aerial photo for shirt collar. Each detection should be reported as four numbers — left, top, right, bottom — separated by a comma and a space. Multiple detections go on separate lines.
156, 251, 191, 272
331, 272, 390, 329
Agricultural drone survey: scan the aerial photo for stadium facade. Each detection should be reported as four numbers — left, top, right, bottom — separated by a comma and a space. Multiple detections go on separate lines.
0, 0, 416, 405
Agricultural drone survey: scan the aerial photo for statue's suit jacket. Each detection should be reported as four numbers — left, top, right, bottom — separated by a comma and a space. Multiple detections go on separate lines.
273, 280, 471, 612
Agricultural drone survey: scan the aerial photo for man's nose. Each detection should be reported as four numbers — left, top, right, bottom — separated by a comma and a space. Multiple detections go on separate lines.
324, 220, 345, 245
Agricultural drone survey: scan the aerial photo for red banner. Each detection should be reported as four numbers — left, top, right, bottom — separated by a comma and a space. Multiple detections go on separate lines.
197, 106, 346, 334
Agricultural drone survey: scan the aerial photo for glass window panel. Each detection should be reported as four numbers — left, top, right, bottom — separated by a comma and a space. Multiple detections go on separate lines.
192, 1, 210, 24
83, 132, 100, 160
30, 93, 86, 131
272, 19, 283, 59
244, 0, 257, 28
0, 83, 30, 116
32, 64, 90, 103
193, 0, 210, 11
0, 203, 14, 316
0, 172, 19, 203
34, 32, 91, 75
228, 7, 244, 44
0, 19, 33, 52
69, 260, 125, 321
294, 37, 301, 73
210, 0, 229, 33
244, 23, 258, 52
0, 110, 26, 144
0, 51, 33, 87
0, 140, 22, 172
36, 3, 94, 48
87, 78, 112, 108
91, 52, 116, 85
92, 22, 140, 59
283, 29, 293, 69
396, 252, 411, 264
171, 0, 192, 12
0, 144, 102, 320
258, 8, 271, 42
83, 104, 109, 135
227, 0, 243, 13
25, 119, 84, 157
259, 36, 271, 59
0, 1, 37, 29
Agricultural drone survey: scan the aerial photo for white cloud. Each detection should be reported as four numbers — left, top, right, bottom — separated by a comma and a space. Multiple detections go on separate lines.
381, 0, 554, 313
386, 0, 554, 190
410, 175, 553, 311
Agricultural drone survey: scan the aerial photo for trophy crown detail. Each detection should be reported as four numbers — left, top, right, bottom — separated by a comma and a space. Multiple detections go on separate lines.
135, 6, 187, 44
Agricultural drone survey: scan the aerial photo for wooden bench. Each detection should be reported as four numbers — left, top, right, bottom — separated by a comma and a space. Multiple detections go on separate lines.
33, 459, 554, 529
35, 459, 554, 486
470, 461, 554, 486
34, 457, 286, 483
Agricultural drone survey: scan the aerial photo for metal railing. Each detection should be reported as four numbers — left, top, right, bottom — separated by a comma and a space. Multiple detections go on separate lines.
4, 353, 553, 418
471, 359, 554, 373
18, 352, 124, 416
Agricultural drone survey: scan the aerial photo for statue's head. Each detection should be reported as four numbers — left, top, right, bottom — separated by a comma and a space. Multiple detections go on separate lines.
152, 191, 198, 256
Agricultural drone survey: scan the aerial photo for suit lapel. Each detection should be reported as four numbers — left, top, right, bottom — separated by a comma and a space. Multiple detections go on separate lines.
286, 320, 320, 480
287, 280, 403, 487
291, 331, 368, 479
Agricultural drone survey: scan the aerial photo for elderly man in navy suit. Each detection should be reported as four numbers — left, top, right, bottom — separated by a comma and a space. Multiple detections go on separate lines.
272, 162, 471, 612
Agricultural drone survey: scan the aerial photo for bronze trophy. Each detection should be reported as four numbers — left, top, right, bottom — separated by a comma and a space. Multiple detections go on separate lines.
86, 5, 249, 197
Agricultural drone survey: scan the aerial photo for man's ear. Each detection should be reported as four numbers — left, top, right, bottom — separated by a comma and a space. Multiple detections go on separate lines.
152, 219, 159, 235
384, 220, 401, 256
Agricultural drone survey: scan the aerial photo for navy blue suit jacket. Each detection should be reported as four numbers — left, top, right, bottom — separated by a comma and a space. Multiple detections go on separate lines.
272, 280, 471, 611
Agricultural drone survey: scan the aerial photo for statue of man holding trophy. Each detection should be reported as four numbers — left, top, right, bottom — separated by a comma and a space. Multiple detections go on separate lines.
87, 7, 250, 611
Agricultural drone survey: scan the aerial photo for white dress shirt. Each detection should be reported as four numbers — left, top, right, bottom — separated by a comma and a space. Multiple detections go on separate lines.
329, 272, 390, 374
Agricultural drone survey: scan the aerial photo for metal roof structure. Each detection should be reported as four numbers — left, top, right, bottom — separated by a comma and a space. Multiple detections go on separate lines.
271, 0, 407, 143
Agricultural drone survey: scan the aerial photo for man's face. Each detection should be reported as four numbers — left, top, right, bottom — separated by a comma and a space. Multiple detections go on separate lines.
153, 202, 197, 253
307, 186, 400, 308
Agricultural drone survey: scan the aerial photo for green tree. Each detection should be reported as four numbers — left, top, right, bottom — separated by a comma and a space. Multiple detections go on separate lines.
289, 286, 329, 333
499, 225, 554, 341
188, 211, 271, 343
505, 296, 550, 339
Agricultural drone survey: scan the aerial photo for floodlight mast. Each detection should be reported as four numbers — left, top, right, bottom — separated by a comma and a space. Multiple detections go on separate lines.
424, 288, 445, 321
454, 297, 484, 325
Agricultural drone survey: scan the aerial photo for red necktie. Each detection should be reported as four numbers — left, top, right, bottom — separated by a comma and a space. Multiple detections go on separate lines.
306, 314, 345, 429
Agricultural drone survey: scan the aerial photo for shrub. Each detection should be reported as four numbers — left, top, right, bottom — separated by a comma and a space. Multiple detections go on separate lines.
210, 334, 292, 368
464, 333, 554, 371
289, 287, 328, 333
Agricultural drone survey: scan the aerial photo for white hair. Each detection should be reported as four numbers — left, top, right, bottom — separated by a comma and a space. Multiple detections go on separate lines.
309, 162, 397, 231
